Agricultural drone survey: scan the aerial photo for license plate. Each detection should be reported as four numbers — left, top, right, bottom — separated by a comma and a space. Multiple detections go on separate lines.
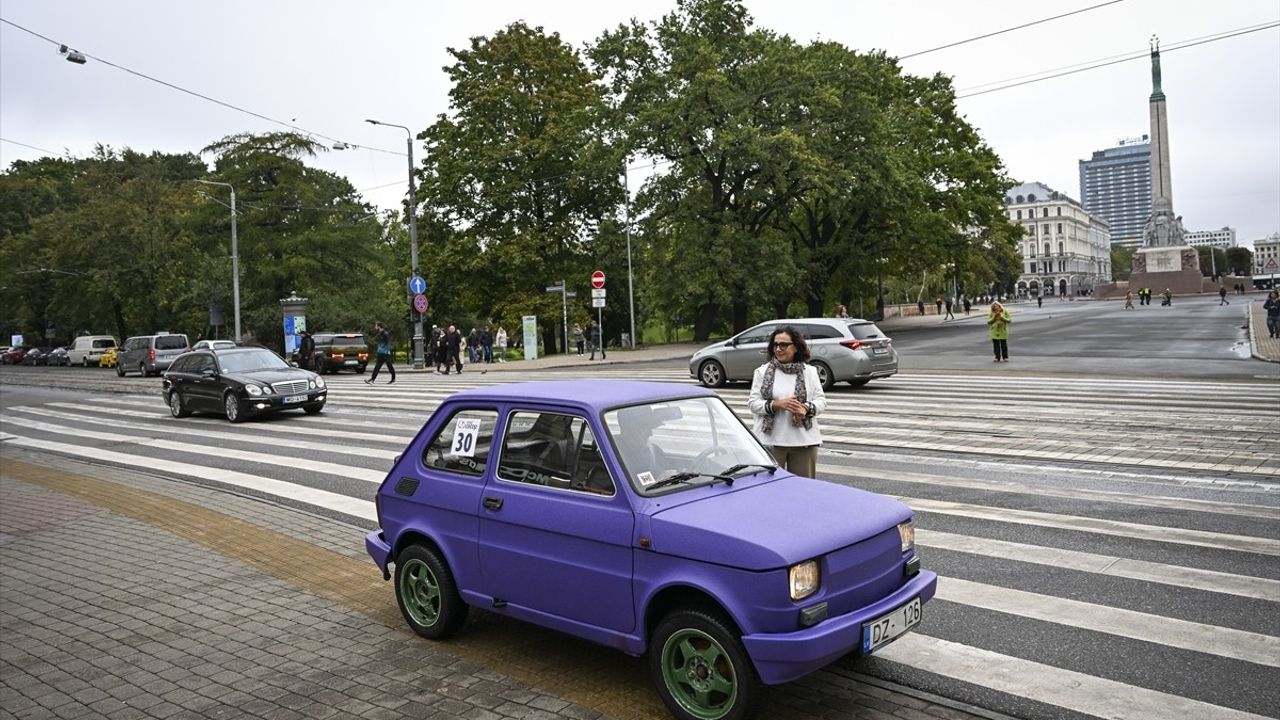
283, 394, 307, 404
862, 597, 921, 653
345, 359, 357, 365
873, 347, 889, 355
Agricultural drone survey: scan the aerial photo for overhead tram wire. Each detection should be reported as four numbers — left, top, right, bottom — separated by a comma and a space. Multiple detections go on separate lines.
957, 20, 1280, 98
0, 137, 68, 157
898, 0, 1125, 59
0, 17, 403, 158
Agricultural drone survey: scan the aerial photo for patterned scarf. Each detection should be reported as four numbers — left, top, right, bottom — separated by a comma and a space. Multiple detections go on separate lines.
759, 358, 810, 435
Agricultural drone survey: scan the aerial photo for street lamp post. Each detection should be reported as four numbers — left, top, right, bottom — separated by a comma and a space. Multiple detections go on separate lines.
623, 164, 636, 348
195, 180, 240, 342
366, 118, 424, 369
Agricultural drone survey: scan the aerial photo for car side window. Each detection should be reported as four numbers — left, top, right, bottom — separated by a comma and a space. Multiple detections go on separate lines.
736, 324, 775, 345
170, 356, 192, 373
498, 411, 610, 494
800, 324, 840, 340
196, 355, 217, 374
422, 409, 498, 477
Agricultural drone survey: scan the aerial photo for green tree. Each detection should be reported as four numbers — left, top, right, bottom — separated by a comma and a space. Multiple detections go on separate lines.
418, 22, 621, 353
1225, 247, 1253, 277
1110, 244, 1135, 281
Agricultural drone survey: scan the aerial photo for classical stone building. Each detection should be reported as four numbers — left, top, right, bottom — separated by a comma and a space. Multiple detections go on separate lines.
1005, 181, 1112, 298
1253, 232, 1280, 289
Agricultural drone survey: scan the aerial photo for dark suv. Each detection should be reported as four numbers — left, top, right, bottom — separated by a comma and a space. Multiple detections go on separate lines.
309, 333, 370, 374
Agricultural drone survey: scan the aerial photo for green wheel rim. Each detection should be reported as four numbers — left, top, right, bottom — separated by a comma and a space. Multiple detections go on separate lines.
400, 558, 442, 627
660, 627, 737, 720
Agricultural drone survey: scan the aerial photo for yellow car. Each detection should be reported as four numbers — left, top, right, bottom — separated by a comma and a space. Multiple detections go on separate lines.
98, 346, 118, 368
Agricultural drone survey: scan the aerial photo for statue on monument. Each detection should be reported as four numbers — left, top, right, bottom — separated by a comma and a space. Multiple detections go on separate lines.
1142, 200, 1186, 248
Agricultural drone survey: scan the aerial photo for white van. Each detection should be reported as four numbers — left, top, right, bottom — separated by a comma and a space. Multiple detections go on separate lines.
69, 335, 118, 367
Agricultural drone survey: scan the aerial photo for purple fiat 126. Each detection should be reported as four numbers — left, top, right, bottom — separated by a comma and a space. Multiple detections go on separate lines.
366, 380, 936, 720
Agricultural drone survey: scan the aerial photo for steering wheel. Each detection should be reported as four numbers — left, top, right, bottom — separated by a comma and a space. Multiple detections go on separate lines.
693, 445, 733, 467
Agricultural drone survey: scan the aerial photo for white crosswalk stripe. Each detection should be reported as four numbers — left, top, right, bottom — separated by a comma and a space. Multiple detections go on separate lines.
2, 367, 1278, 720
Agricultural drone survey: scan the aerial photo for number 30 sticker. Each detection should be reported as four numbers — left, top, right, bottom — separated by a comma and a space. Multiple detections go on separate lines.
452, 418, 481, 457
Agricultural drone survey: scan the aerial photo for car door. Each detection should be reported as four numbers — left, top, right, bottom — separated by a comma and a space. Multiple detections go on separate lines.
187, 354, 223, 410
723, 322, 776, 380
477, 409, 635, 633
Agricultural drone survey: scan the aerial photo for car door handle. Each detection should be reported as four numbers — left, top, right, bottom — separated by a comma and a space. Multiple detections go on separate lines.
483, 496, 503, 511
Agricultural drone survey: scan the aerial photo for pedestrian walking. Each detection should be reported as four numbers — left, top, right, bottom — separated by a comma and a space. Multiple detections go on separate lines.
480, 326, 493, 363
466, 328, 479, 363
917, 299, 926, 316
1124, 290, 1134, 310
1264, 290, 1280, 338
445, 324, 463, 373
365, 322, 396, 384
943, 297, 955, 320
987, 301, 1011, 362
746, 326, 826, 477
963, 297, 972, 315
935, 296, 943, 315
298, 330, 315, 371
1036, 295, 1043, 308
1219, 287, 1230, 305
588, 320, 606, 360
1162, 288, 1173, 307
573, 323, 585, 356
495, 326, 508, 362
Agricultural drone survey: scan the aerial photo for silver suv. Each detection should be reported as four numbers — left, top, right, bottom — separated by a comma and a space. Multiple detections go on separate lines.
689, 318, 897, 390
117, 333, 191, 377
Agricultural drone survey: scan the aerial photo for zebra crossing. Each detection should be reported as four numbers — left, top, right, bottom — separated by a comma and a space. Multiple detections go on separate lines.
2, 367, 1277, 720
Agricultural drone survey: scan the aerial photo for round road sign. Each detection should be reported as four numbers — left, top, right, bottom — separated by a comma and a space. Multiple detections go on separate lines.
413, 294, 429, 314
591, 270, 606, 289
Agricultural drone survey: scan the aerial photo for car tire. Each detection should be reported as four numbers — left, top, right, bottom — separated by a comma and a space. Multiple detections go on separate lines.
139, 362, 150, 378
356, 365, 366, 374
847, 379, 870, 387
394, 544, 468, 640
223, 392, 244, 423
811, 361, 834, 391
168, 391, 192, 418
698, 360, 726, 388
650, 608, 760, 720
303, 403, 324, 415
116, 363, 126, 377
82, 357, 91, 368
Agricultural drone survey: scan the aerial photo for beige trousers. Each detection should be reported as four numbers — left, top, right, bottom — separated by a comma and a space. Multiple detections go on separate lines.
769, 445, 818, 478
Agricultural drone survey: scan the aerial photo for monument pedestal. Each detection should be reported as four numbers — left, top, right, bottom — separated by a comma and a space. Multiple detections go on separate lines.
1128, 246, 1203, 294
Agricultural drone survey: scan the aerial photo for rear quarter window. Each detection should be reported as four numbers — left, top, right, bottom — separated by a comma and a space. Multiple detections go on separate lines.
422, 409, 499, 477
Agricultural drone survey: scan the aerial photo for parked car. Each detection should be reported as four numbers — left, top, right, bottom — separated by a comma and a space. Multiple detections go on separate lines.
21, 347, 53, 366
161, 347, 326, 422
689, 318, 898, 390
69, 335, 118, 367
98, 346, 118, 368
365, 380, 935, 720
117, 333, 191, 377
45, 347, 71, 366
308, 333, 370, 374
2, 346, 31, 365
191, 339, 238, 351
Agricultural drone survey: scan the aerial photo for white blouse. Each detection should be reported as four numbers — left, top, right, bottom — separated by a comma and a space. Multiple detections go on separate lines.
747, 363, 827, 447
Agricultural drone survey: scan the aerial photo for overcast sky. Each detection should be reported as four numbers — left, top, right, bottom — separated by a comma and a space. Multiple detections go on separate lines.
2, 0, 1277, 246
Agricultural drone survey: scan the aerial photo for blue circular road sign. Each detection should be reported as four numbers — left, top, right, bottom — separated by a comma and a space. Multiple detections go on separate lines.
408, 276, 427, 295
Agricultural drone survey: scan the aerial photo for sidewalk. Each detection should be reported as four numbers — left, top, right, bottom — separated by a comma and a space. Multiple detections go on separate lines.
1247, 299, 1280, 363
0, 449, 997, 720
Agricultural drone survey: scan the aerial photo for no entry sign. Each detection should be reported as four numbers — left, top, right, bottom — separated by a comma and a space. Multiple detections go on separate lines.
591, 270, 606, 289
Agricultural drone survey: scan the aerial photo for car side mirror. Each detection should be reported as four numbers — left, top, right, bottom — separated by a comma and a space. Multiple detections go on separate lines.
201, 368, 217, 378
289, 360, 299, 368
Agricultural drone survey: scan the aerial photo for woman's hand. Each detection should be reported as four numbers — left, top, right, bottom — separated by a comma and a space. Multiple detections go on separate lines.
771, 396, 807, 415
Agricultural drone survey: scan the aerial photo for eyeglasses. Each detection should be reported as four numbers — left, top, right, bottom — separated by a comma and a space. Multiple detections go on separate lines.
772, 342, 794, 350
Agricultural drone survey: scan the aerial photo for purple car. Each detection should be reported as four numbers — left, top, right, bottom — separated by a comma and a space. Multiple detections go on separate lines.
366, 380, 936, 720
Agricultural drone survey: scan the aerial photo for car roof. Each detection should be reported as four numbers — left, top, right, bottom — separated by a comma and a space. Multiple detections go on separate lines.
447, 380, 714, 414
765, 317, 875, 325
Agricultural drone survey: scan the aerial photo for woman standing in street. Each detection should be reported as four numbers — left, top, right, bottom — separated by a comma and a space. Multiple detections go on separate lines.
987, 301, 1011, 362
365, 321, 396, 384
747, 326, 827, 477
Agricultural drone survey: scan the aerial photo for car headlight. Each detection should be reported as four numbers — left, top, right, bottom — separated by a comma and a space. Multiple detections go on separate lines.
308, 379, 316, 389
898, 520, 915, 554
788, 560, 819, 601
314, 376, 325, 388
245, 384, 263, 397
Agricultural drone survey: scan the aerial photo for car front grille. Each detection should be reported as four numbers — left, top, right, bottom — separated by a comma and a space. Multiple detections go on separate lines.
273, 379, 308, 395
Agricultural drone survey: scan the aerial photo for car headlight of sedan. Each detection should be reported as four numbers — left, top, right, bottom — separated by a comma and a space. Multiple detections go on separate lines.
788, 560, 819, 601
245, 384, 264, 397
898, 520, 915, 554
314, 376, 325, 388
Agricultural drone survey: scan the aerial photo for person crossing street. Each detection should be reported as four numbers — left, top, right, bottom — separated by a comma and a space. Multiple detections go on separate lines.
365, 322, 396, 384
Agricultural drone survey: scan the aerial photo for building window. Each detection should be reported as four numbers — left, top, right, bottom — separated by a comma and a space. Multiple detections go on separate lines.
1042, 208, 1049, 217
1057, 207, 1062, 216
1029, 243, 1036, 257
1043, 225, 1050, 237
1030, 262, 1037, 274
1059, 242, 1064, 255
1044, 243, 1051, 256
1057, 223, 1063, 234
1016, 209, 1022, 219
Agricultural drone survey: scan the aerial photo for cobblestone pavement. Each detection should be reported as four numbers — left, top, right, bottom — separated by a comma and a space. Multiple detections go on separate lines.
1, 452, 997, 720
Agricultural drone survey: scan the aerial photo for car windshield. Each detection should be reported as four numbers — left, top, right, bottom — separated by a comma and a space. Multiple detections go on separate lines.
603, 396, 775, 494
218, 349, 289, 373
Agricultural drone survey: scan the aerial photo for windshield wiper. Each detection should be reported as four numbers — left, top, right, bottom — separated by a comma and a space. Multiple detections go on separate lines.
648, 471, 727, 490
718, 463, 777, 478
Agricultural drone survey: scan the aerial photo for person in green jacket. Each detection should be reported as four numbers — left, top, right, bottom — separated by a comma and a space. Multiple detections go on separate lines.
987, 301, 1011, 362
